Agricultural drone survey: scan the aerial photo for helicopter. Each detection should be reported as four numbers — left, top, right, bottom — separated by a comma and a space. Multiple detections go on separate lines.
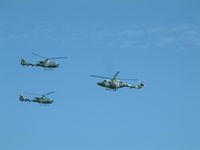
19, 91, 55, 105
21, 53, 67, 69
91, 72, 144, 91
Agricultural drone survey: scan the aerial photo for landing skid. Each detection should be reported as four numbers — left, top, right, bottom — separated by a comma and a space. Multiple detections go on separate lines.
105, 88, 117, 91
40, 104, 49, 106
44, 68, 55, 71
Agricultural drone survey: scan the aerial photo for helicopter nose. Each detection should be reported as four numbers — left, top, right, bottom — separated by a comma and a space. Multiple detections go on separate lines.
97, 82, 103, 86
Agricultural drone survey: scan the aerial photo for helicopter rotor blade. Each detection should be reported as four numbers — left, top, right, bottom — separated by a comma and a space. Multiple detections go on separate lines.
112, 71, 120, 80
118, 78, 139, 81
24, 91, 55, 96
24, 92, 40, 96
43, 91, 55, 96
32, 53, 47, 59
91, 75, 110, 79
140, 80, 145, 84
47, 57, 68, 60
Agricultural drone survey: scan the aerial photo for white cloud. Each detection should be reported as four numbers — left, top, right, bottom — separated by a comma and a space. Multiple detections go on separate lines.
113, 23, 200, 49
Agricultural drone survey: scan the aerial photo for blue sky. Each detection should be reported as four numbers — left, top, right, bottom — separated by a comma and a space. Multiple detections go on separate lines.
1, 0, 200, 150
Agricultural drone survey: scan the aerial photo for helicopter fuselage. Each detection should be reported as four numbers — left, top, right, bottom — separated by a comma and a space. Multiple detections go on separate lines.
97, 79, 127, 89
36, 59, 59, 68
21, 58, 60, 68
97, 79, 144, 90
32, 96, 54, 104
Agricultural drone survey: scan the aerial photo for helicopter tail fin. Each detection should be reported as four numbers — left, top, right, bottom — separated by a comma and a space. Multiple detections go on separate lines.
19, 95, 31, 102
19, 95, 25, 101
21, 58, 27, 66
21, 58, 34, 66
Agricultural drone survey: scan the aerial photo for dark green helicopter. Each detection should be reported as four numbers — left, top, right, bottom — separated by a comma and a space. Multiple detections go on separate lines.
19, 91, 55, 105
21, 53, 67, 69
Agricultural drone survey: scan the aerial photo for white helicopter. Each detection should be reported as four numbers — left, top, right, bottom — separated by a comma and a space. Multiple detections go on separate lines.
91, 72, 144, 91
21, 53, 67, 69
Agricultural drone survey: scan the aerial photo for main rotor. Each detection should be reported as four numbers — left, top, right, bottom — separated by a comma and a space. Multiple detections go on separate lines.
32, 53, 68, 60
24, 91, 55, 97
91, 72, 139, 81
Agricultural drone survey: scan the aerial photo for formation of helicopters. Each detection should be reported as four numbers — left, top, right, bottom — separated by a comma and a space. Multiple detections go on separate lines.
19, 53, 145, 105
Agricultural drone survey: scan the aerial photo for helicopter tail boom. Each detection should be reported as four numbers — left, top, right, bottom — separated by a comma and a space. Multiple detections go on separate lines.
21, 58, 34, 67
129, 82, 144, 89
